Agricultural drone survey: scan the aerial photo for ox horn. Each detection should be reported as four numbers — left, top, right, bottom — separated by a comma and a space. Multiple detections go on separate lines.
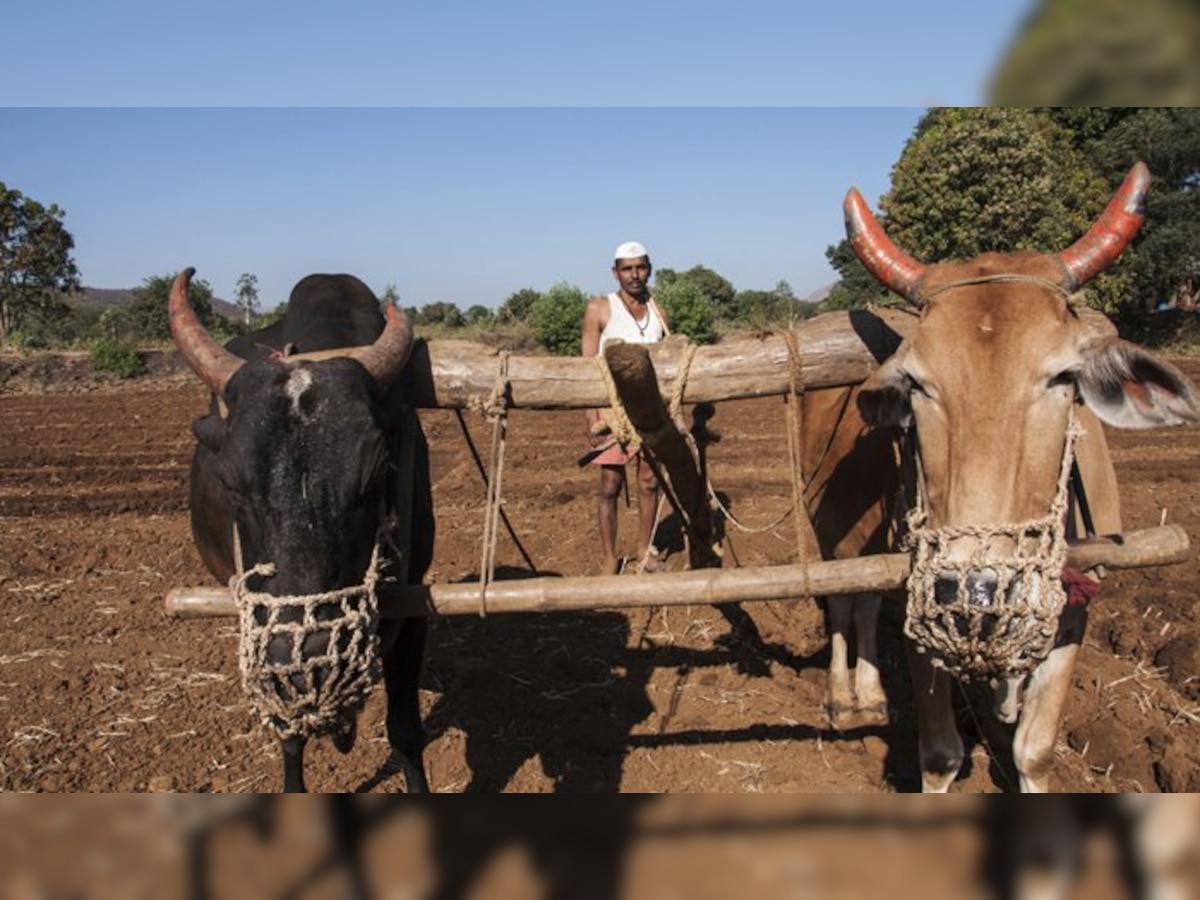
349, 303, 415, 386
844, 188, 927, 303
1057, 161, 1150, 291
169, 268, 245, 396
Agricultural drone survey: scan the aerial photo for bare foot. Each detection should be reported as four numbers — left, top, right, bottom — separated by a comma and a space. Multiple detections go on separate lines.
601, 555, 623, 576
637, 557, 667, 574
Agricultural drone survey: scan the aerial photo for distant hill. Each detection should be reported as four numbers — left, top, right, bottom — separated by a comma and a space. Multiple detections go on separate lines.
802, 282, 835, 305
74, 286, 240, 320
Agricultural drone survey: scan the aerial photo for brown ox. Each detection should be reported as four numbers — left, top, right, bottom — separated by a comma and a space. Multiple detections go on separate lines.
812, 162, 1197, 792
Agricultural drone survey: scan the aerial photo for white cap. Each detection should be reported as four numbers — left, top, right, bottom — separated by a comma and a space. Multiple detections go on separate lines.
614, 241, 649, 261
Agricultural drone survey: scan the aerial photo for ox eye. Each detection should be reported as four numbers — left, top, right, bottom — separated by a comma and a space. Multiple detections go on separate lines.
904, 372, 931, 398
1048, 369, 1079, 389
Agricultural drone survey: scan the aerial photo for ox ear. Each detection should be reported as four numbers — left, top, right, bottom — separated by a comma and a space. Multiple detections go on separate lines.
857, 352, 913, 429
192, 412, 227, 451
1078, 337, 1199, 429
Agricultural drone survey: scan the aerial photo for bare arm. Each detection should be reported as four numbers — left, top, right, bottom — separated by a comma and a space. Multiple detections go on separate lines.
582, 296, 609, 438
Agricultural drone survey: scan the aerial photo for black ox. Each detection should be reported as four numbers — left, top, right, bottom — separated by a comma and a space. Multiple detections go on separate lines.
170, 269, 434, 793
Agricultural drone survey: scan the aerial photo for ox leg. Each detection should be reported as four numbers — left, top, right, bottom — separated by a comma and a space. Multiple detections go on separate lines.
281, 735, 308, 793
1012, 644, 1079, 793
852, 594, 888, 726
383, 617, 430, 793
824, 596, 857, 730
907, 640, 963, 792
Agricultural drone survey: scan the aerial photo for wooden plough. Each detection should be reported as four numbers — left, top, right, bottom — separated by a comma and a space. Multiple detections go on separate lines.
165, 307, 1191, 620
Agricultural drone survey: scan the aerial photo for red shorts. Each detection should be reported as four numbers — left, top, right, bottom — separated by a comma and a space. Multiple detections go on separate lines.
590, 443, 640, 466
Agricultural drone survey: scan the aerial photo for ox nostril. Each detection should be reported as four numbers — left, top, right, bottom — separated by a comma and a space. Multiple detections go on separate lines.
933, 571, 999, 608
934, 576, 959, 606
965, 571, 999, 608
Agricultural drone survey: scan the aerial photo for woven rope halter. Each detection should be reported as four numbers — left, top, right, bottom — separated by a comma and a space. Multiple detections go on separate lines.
230, 523, 388, 741
903, 403, 1084, 681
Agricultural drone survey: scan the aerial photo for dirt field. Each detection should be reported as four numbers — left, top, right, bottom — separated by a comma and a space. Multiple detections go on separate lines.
1, 350, 1198, 793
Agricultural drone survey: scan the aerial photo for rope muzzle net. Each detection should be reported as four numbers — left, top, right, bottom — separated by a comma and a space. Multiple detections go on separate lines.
231, 534, 387, 741
903, 406, 1084, 681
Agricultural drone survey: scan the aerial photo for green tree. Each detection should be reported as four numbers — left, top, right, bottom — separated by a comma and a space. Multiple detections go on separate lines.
822, 232, 892, 311
415, 301, 465, 328
733, 279, 813, 329
823, 108, 1117, 310
0, 182, 81, 343
882, 108, 1108, 261
380, 284, 401, 308
465, 304, 494, 326
529, 281, 588, 355
498, 287, 542, 323
670, 265, 737, 321
257, 303, 288, 328
1073, 108, 1200, 311
234, 273, 259, 327
655, 279, 715, 345
127, 273, 217, 342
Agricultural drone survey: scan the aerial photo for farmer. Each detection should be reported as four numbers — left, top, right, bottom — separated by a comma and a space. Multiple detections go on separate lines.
581, 241, 670, 575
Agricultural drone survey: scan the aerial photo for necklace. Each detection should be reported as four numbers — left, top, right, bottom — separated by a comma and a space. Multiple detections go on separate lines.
621, 294, 650, 336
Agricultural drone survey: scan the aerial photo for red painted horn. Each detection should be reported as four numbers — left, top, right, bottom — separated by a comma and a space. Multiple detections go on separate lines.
1057, 162, 1150, 291
844, 188, 927, 303
169, 268, 244, 396
350, 303, 415, 386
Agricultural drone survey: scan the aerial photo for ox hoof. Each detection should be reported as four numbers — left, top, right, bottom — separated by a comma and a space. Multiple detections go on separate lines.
826, 701, 857, 732
332, 720, 358, 754
857, 702, 889, 728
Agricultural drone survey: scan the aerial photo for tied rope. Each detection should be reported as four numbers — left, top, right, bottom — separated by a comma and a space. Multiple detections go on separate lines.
231, 536, 386, 741
783, 328, 820, 564
592, 353, 641, 450
705, 330, 803, 544
477, 352, 511, 615
917, 274, 1087, 308
903, 405, 1085, 680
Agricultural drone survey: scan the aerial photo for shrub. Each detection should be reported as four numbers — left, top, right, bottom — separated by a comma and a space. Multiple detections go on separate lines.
655, 280, 716, 345
90, 340, 144, 378
529, 282, 589, 355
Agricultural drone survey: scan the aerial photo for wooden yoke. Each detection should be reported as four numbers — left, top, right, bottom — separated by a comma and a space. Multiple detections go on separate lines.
603, 339, 722, 570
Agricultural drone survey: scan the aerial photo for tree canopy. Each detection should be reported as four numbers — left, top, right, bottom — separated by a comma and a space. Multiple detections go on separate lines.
127, 273, 218, 342
655, 265, 737, 321
529, 281, 588, 355
0, 182, 81, 342
822, 108, 1130, 311
498, 287, 543, 324
656, 279, 715, 345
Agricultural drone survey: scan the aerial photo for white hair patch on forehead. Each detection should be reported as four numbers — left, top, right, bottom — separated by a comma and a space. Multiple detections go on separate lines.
285, 367, 314, 417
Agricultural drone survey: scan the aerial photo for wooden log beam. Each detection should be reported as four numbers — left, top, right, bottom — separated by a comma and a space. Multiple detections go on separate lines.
603, 340, 720, 569
403, 308, 1116, 410
164, 524, 1189, 620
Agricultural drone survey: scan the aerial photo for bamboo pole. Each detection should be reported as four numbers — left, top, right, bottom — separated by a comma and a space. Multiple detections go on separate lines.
403, 308, 1116, 410
164, 523, 1189, 620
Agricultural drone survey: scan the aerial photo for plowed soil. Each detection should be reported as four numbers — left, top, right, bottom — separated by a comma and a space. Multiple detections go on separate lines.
1, 350, 1198, 792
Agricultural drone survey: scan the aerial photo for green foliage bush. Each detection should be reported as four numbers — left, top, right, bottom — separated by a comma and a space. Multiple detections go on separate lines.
529, 282, 588, 355
90, 340, 144, 378
655, 280, 716, 345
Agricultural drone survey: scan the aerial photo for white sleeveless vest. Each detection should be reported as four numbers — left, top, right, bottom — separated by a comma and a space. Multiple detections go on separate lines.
599, 292, 667, 351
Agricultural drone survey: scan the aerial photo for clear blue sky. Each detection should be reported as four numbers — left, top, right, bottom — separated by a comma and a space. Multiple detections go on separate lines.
2, 109, 933, 309
2, 2, 1036, 310
5, 2, 1032, 107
